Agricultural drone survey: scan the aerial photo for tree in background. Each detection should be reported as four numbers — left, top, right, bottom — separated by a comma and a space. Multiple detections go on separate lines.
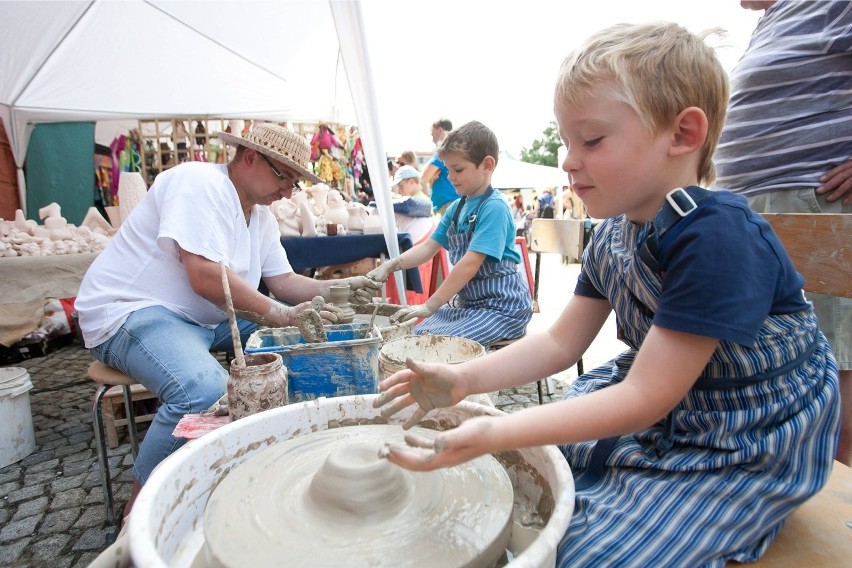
520, 121, 561, 167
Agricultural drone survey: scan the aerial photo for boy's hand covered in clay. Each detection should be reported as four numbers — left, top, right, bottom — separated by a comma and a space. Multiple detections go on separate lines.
380, 416, 500, 471
389, 296, 443, 324
373, 358, 461, 429
366, 258, 400, 284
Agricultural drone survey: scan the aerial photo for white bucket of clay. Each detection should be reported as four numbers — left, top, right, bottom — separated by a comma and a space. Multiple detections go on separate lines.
379, 334, 493, 407
129, 396, 574, 568
0, 367, 36, 469
352, 302, 416, 342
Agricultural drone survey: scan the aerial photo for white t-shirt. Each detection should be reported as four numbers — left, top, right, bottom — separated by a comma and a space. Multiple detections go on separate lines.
76, 162, 292, 348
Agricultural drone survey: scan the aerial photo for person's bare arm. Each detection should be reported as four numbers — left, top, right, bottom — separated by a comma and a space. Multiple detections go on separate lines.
366, 239, 443, 283
428, 250, 483, 304
420, 163, 439, 196
180, 249, 301, 327
375, 294, 611, 421
384, 325, 719, 470
263, 271, 326, 304
264, 271, 380, 307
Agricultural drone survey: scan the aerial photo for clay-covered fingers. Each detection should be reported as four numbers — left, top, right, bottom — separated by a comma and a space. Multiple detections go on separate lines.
380, 444, 439, 470
365, 266, 390, 284
344, 276, 380, 304
373, 379, 411, 408
389, 307, 416, 324
406, 358, 457, 410
380, 418, 496, 471
402, 433, 435, 449
347, 275, 381, 291
376, 393, 415, 418
319, 303, 343, 323
349, 287, 373, 305
384, 418, 496, 471
401, 407, 429, 430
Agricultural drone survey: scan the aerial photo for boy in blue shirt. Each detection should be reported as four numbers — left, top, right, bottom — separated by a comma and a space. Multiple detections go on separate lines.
368, 121, 532, 348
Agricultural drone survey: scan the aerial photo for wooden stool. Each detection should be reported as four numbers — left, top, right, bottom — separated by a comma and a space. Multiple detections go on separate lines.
89, 360, 153, 525
101, 383, 157, 448
727, 460, 852, 566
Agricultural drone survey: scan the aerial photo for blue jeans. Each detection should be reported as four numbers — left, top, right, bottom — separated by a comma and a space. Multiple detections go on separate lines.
89, 306, 257, 484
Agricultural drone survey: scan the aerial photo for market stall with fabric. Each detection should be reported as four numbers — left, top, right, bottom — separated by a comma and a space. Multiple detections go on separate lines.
0, 0, 408, 348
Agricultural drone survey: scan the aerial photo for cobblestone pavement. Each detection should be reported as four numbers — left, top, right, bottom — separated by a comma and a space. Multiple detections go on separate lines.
0, 256, 624, 566
0, 343, 129, 567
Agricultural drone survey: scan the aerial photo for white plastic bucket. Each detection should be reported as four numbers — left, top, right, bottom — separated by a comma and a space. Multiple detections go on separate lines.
0, 367, 36, 469
379, 334, 493, 407
352, 303, 417, 342
378, 334, 486, 378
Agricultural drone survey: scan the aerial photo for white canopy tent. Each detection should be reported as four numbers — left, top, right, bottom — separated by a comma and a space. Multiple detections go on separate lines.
492, 151, 567, 191
0, 0, 405, 299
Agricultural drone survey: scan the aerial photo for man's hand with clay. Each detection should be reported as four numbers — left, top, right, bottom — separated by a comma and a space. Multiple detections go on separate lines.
339, 275, 381, 304
259, 299, 339, 327
373, 358, 464, 428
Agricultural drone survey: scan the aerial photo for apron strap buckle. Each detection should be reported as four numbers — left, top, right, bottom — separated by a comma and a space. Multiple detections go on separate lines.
666, 187, 699, 217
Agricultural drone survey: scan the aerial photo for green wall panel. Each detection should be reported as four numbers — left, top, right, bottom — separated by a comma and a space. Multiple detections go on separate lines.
25, 122, 95, 226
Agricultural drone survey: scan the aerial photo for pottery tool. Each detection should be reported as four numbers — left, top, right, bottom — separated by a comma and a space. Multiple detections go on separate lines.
367, 303, 380, 335
219, 261, 246, 370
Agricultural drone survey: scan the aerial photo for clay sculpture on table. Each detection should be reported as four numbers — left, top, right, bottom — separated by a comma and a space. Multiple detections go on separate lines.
0, 205, 113, 257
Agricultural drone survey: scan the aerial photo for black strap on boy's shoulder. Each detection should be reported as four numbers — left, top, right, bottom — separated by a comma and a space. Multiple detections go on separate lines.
638, 186, 714, 273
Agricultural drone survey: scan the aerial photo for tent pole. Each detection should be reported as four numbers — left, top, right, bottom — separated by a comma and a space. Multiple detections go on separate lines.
330, 0, 406, 304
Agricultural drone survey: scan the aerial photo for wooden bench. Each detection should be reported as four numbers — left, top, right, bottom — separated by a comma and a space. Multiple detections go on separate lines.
728, 461, 852, 566
734, 213, 852, 565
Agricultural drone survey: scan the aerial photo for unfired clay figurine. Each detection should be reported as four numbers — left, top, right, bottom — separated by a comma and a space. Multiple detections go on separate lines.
293, 192, 318, 237
270, 199, 301, 237
324, 190, 348, 227
118, 172, 148, 226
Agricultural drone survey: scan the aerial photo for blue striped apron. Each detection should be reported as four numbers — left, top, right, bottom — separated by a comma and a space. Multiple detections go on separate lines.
416, 188, 533, 347
555, 206, 840, 567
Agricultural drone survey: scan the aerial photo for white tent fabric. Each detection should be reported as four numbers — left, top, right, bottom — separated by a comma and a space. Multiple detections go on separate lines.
0, 0, 405, 299
329, 1, 404, 300
492, 151, 567, 190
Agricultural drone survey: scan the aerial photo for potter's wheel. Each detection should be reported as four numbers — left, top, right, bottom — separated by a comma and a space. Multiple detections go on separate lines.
203, 424, 514, 568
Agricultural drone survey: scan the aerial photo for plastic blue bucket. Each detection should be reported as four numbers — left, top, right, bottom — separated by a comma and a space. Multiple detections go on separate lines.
245, 322, 381, 402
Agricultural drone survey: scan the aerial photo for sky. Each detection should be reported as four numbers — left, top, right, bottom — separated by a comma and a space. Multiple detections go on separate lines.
353, 0, 763, 158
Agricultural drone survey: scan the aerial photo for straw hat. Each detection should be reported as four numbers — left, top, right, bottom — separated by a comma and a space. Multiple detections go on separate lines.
218, 123, 321, 183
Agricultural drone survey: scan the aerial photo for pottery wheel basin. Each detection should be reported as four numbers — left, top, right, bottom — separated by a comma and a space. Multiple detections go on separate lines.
128, 396, 575, 568
203, 425, 514, 567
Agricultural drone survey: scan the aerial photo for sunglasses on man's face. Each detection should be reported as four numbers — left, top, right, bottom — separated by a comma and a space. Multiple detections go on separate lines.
260, 153, 302, 192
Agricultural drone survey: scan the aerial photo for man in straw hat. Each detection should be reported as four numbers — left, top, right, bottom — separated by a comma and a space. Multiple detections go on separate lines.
75, 122, 379, 521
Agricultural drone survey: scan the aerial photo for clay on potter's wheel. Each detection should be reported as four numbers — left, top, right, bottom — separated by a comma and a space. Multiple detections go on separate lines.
203, 425, 514, 568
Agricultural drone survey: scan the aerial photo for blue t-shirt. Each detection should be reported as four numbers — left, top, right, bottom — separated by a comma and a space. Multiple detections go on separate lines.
538, 192, 554, 208
428, 151, 459, 212
575, 191, 808, 347
432, 189, 520, 264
